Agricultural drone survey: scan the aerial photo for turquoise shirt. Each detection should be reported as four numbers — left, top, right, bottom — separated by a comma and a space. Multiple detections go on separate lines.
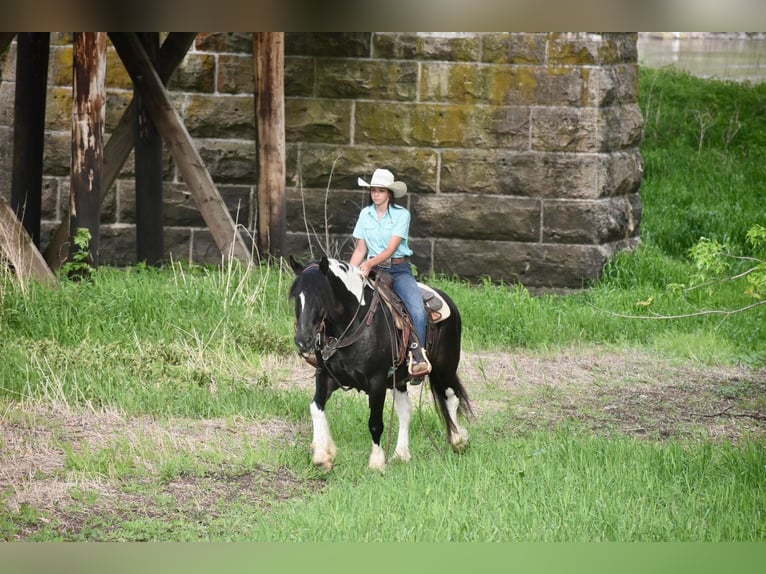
352, 204, 414, 259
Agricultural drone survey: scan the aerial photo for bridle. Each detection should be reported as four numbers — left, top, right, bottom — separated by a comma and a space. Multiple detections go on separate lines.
295, 265, 384, 365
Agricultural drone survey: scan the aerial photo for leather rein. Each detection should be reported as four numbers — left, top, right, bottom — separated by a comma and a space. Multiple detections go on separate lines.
317, 287, 381, 361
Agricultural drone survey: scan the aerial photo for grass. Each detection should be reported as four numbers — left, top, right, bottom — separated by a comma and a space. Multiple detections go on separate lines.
1, 67, 766, 541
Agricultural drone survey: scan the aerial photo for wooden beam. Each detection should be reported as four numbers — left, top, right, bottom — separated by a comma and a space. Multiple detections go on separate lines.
134, 32, 164, 266
254, 32, 286, 259
110, 32, 251, 265
11, 32, 50, 247
0, 33, 16, 54
0, 198, 57, 287
70, 32, 107, 269
45, 32, 197, 269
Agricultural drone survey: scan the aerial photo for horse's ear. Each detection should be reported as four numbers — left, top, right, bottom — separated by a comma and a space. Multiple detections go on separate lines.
319, 256, 330, 275
289, 255, 304, 275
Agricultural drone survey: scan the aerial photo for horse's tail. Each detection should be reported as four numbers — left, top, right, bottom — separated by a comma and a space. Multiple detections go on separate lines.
427, 290, 473, 436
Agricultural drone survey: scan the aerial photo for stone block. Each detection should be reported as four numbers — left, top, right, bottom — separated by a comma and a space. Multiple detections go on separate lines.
286, 143, 438, 192
315, 59, 417, 101
603, 149, 643, 197
285, 188, 362, 240
195, 33, 253, 54
481, 33, 547, 65
531, 107, 601, 152
440, 149, 605, 198
285, 98, 351, 144
433, 238, 616, 288
373, 33, 480, 62
600, 104, 644, 149
183, 94, 255, 139
119, 180, 250, 227
420, 62, 537, 105
547, 33, 601, 65
542, 194, 642, 244
195, 138, 257, 184
43, 132, 71, 176
355, 102, 530, 149
98, 224, 138, 266
599, 33, 638, 64
164, 226, 193, 263
168, 53, 216, 93
411, 194, 540, 241
217, 53, 254, 94
286, 33, 371, 58
285, 57, 315, 97
585, 64, 639, 107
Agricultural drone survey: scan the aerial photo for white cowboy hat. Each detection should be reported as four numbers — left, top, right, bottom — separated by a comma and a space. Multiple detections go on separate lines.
357, 168, 408, 198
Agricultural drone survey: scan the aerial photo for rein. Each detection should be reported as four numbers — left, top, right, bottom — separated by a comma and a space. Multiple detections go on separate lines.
317, 288, 380, 361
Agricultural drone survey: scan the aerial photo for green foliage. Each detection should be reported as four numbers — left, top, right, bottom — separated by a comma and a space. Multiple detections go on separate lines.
638, 68, 766, 257
61, 227, 95, 279
688, 224, 766, 301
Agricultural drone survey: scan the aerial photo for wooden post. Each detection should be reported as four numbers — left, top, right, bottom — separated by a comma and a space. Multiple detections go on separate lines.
10, 32, 50, 247
45, 33, 196, 269
134, 32, 164, 266
254, 32, 286, 259
109, 32, 251, 265
0, 33, 15, 55
70, 32, 107, 269
0, 199, 57, 287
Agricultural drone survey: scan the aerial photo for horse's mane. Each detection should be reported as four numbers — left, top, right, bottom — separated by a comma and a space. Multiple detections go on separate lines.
289, 260, 366, 323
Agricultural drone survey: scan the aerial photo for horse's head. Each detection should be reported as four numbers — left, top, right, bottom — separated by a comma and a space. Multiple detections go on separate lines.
288, 255, 368, 358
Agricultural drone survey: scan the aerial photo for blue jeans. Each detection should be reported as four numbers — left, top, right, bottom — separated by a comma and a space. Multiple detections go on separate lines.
387, 261, 427, 346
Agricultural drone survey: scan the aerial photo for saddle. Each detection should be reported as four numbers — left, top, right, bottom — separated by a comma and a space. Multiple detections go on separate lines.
370, 270, 450, 367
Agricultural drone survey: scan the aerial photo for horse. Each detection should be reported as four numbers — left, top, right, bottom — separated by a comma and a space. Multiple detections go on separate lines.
288, 255, 471, 472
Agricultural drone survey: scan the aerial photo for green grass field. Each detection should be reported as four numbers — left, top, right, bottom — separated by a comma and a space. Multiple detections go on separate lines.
1, 67, 765, 541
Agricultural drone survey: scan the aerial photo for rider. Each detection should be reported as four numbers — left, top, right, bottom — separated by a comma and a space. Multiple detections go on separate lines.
349, 168, 431, 380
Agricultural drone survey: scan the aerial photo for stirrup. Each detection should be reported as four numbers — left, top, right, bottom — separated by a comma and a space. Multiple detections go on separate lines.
408, 342, 432, 378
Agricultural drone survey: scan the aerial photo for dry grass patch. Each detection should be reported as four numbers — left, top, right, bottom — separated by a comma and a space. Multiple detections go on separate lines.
461, 348, 766, 442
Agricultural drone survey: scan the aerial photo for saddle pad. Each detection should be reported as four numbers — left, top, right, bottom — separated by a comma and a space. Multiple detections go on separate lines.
417, 283, 451, 323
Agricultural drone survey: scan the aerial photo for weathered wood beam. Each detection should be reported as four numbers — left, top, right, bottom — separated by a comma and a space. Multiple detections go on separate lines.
0, 33, 16, 54
254, 32, 286, 259
134, 32, 164, 266
45, 32, 197, 268
69, 32, 107, 269
0, 198, 57, 287
110, 32, 251, 265
11, 32, 50, 247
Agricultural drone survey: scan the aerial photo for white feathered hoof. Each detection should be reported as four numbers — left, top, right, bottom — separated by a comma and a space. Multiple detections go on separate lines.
311, 441, 337, 471
450, 427, 470, 453
368, 443, 386, 473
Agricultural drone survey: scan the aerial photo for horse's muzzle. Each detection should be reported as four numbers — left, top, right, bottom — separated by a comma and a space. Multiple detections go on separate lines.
294, 333, 314, 355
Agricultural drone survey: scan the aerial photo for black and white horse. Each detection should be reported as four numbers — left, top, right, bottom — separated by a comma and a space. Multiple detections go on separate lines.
289, 256, 471, 472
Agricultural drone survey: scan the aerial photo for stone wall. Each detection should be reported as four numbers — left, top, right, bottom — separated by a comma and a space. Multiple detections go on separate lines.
0, 32, 643, 288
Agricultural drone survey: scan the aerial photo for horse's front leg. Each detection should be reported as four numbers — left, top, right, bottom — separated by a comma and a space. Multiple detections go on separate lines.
367, 384, 387, 473
393, 387, 412, 461
310, 365, 337, 471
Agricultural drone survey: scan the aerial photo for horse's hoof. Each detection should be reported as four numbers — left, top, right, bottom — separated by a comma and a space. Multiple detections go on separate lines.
312, 451, 335, 471
450, 428, 470, 453
393, 448, 411, 462
369, 444, 386, 472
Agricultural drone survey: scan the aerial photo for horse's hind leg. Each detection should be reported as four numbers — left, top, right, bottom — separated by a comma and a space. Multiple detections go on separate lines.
445, 387, 469, 452
393, 387, 412, 461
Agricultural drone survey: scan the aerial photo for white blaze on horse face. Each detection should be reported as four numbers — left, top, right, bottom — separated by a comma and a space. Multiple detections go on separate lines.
327, 258, 366, 305
298, 291, 306, 313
